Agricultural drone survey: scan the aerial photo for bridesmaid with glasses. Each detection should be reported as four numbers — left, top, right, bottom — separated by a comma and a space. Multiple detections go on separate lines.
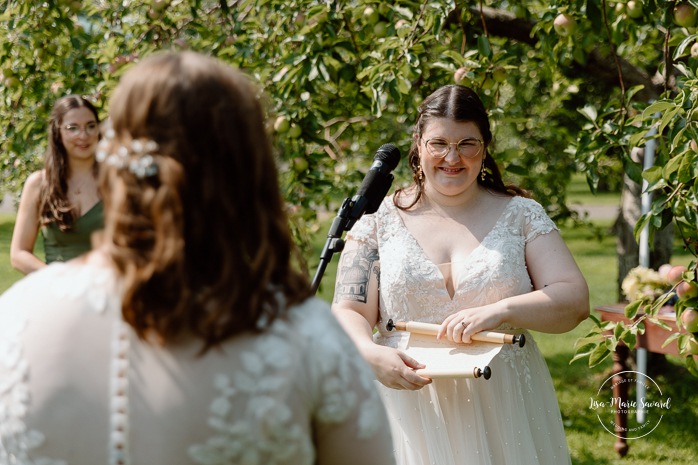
10, 95, 104, 274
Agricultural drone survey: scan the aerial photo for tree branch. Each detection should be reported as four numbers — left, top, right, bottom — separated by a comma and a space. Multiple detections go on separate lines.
465, 6, 661, 101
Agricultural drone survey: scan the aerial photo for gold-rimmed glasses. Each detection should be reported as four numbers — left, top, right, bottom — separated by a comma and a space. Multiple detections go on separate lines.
62, 122, 99, 138
423, 137, 483, 159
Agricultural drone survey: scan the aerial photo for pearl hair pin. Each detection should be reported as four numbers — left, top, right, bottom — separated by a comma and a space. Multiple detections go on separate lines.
96, 124, 159, 179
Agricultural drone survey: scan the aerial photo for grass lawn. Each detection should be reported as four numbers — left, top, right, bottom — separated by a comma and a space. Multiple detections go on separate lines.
0, 213, 26, 292
1, 182, 697, 463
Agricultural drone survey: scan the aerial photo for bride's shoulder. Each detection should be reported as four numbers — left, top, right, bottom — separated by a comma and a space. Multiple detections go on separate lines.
505, 195, 547, 214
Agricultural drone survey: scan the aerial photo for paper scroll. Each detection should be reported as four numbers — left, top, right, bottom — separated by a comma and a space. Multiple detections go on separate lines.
386, 319, 526, 380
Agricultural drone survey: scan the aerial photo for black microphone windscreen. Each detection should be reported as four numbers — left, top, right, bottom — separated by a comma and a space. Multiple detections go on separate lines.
358, 169, 393, 214
375, 143, 401, 171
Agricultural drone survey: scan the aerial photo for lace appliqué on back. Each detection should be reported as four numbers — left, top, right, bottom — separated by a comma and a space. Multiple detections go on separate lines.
0, 310, 63, 465
188, 333, 314, 465
189, 302, 382, 465
0, 263, 114, 465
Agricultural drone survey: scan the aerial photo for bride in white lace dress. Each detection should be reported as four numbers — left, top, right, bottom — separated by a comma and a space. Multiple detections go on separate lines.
332, 85, 589, 465
0, 52, 395, 465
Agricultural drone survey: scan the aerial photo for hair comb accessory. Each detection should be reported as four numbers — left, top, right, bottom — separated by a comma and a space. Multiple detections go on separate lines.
96, 124, 160, 179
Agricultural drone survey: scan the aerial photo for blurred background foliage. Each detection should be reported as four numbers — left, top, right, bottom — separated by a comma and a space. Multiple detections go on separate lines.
1, 0, 696, 263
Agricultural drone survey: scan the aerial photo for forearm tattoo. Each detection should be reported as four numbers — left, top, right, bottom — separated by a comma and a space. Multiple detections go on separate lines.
334, 247, 380, 303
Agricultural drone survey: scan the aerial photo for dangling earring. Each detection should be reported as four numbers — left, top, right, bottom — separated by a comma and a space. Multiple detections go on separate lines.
417, 165, 424, 183
480, 162, 486, 182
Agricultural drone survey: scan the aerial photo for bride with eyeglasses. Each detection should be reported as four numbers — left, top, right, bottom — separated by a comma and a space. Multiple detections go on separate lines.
331, 84, 590, 465
10, 95, 104, 274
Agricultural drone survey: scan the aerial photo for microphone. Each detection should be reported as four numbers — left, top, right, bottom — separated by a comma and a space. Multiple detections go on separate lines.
311, 143, 401, 293
344, 143, 401, 230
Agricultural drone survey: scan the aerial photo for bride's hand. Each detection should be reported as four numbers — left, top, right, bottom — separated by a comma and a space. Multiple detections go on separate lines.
360, 344, 432, 390
438, 305, 504, 343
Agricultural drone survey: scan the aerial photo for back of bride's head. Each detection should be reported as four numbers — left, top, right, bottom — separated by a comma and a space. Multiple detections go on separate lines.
98, 51, 311, 350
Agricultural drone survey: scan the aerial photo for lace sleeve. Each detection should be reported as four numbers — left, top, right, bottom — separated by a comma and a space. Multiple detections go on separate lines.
345, 208, 379, 249
304, 303, 395, 465
520, 197, 559, 243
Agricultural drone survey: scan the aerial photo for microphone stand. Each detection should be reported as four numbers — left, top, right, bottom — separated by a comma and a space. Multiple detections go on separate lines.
309, 142, 399, 295
311, 195, 367, 294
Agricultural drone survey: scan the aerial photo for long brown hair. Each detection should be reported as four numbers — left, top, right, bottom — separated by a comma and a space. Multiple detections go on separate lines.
395, 84, 528, 209
40, 95, 100, 230
98, 51, 312, 351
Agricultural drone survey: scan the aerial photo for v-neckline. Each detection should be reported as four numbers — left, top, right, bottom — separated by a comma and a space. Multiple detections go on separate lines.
75, 200, 102, 222
389, 198, 514, 301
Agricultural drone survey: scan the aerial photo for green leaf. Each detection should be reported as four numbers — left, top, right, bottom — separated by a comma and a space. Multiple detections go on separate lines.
587, 313, 601, 326
649, 318, 673, 331
674, 33, 698, 59
641, 165, 663, 183
477, 35, 492, 59
663, 155, 684, 179
678, 152, 697, 182
642, 101, 675, 120
659, 106, 680, 135
589, 343, 612, 367
578, 105, 598, 122
661, 332, 682, 348
605, 334, 619, 352
575, 333, 605, 348
625, 299, 643, 319
570, 342, 599, 364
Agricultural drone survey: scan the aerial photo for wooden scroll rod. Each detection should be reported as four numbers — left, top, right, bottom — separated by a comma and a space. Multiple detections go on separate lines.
413, 366, 492, 379
386, 319, 526, 347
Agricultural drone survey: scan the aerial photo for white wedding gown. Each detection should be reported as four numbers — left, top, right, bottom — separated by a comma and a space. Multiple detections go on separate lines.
346, 196, 573, 465
0, 262, 395, 465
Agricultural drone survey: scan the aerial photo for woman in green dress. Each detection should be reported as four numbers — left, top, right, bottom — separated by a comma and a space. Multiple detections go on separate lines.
10, 95, 103, 274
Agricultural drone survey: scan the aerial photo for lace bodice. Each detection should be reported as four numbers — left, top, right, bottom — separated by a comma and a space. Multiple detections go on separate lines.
0, 263, 394, 465
347, 196, 573, 465
346, 196, 558, 347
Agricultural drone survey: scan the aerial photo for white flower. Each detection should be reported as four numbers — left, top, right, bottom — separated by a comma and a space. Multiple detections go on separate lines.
622, 266, 668, 302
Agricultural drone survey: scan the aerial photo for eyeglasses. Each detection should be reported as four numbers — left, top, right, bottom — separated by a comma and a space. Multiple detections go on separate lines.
423, 137, 483, 159
62, 122, 99, 138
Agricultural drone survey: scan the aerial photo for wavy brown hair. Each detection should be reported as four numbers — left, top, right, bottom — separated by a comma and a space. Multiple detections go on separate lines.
99, 51, 312, 351
395, 84, 529, 210
40, 95, 100, 230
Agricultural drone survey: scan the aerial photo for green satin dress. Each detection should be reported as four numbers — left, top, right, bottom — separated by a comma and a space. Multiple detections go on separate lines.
41, 201, 104, 263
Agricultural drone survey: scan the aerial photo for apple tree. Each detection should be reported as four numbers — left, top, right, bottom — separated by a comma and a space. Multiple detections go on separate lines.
0, 0, 596, 262
1, 2, 697, 365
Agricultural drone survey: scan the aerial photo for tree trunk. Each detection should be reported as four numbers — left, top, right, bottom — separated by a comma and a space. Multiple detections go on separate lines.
615, 147, 674, 301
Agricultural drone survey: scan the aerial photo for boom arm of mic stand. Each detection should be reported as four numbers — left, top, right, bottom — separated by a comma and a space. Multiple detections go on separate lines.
311, 197, 361, 294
